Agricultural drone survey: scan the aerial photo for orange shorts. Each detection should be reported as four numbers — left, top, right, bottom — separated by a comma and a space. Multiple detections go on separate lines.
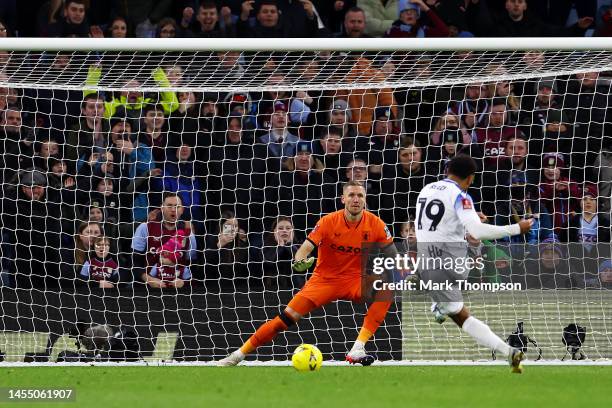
289, 274, 362, 313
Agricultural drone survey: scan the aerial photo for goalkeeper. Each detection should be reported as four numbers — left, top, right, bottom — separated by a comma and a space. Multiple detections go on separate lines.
219, 181, 396, 366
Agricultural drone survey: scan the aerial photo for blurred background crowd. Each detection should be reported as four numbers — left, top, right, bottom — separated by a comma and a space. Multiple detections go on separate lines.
1, 0, 612, 292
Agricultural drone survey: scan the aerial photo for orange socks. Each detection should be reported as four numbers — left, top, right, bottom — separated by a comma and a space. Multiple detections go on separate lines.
240, 316, 289, 355
361, 301, 391, 341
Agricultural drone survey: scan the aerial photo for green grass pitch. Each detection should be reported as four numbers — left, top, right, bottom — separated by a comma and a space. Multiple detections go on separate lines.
2, 366, 611, 408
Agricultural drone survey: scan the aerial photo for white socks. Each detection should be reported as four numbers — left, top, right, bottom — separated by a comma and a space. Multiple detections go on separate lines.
462, 316, 511, 356
350, 340, 365, 353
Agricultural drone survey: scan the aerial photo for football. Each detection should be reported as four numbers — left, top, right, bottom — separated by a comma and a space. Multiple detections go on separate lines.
291, 344, 323, 372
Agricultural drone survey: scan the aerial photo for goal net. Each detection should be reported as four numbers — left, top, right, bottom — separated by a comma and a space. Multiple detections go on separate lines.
0, 38, 611, 364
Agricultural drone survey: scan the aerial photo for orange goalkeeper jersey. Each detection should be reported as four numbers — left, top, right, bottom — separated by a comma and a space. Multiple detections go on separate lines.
306, 210, 393, 281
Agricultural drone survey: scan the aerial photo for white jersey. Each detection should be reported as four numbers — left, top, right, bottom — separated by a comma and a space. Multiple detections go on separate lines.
415, 179, 473, 243
415, 178, 521, 243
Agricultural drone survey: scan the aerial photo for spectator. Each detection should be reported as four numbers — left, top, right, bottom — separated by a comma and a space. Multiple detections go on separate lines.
272, 141, 325, 234
207, 112, 266, 226
32, 137, 61, 170
355, 106, 401, 176
255, 75, 313, 133
0, 107, 34, 180
205, 213, 258, 289
569, 184, 610, 244
106, 116, 155, 225
312, 126, 352, 185
539, 153, 581, 241
0, 18, 10, 37
516, 237, 573, 289
381, 141, 434, 225
107, 16, 129, 38
261, 216, 302, 289
327, 99, 357, 142
384, 0, 449, 38
343, 157, 381, 213
138, 104, 170, 166
429, 111, 472, 146
340, 6, 369, 37
256, 100, 301, 172
79, 199, 118, 240
131, 193, 197, 287
1, 169, 63, 288
487, 79, 520, 123
493, 137, 544, 241
566, 187, 611, 286
314, 0, 354, 35
75, 151, 118, 195
189, 1, 235, 37
65, 93, 109, 170
153, 144, 204, 227
168, 91, 201, 147
61, 220, 102, 283
156, 17, 188, 38
237, 0, 320, 38
84, 65, 179, 119
564, 71, 612, 182
79, 236, 119, 289
449, 82, 490, 130
46, 156, 77, 195
358, 0, 399, 37
470, 98, 523, 214
146, 234, 192, 289
105, 0, 171, 38
333, 56, 397, 136
425, 128, 463, 179
211, 52, 247, 84
466, 0, 593, 37
397, 219, 417, 253
595, 260, 612, 289
48, 0, 91, 37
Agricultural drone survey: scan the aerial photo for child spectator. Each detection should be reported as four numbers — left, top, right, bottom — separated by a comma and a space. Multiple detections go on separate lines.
146, 235, 192, 289
79, 236, 118, 289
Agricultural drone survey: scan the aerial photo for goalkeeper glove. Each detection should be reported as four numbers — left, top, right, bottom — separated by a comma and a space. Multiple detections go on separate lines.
292, 257, 315, 272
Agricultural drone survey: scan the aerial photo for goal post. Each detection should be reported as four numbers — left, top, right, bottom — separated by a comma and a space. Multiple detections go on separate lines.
0, 37, 611, 364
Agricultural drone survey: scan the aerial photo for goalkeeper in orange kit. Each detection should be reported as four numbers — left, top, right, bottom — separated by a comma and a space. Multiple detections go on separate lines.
218, 181, 397, 366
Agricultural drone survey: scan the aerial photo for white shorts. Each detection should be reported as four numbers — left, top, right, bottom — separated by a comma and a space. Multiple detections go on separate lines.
431, 301, 464, 316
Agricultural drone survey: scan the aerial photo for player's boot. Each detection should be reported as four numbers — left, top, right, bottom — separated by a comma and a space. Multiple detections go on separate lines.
217, 350, 245, 367
508, 348, 525, 374
345, 349, 375, 366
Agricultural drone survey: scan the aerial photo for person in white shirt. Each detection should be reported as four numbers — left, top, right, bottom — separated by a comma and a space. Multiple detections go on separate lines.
415, 154, 532, 373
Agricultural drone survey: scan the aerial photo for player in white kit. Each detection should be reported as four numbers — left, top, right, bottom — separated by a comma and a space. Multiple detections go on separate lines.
415, 154, 533, 373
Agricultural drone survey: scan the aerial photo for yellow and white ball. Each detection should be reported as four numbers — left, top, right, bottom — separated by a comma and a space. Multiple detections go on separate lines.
291, 344, 323, 372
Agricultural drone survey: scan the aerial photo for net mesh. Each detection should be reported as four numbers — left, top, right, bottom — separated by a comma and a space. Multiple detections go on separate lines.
0, 47, 611, 363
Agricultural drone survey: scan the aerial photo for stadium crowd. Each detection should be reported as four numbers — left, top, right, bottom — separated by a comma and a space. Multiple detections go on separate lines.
1, 0, 612, 291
